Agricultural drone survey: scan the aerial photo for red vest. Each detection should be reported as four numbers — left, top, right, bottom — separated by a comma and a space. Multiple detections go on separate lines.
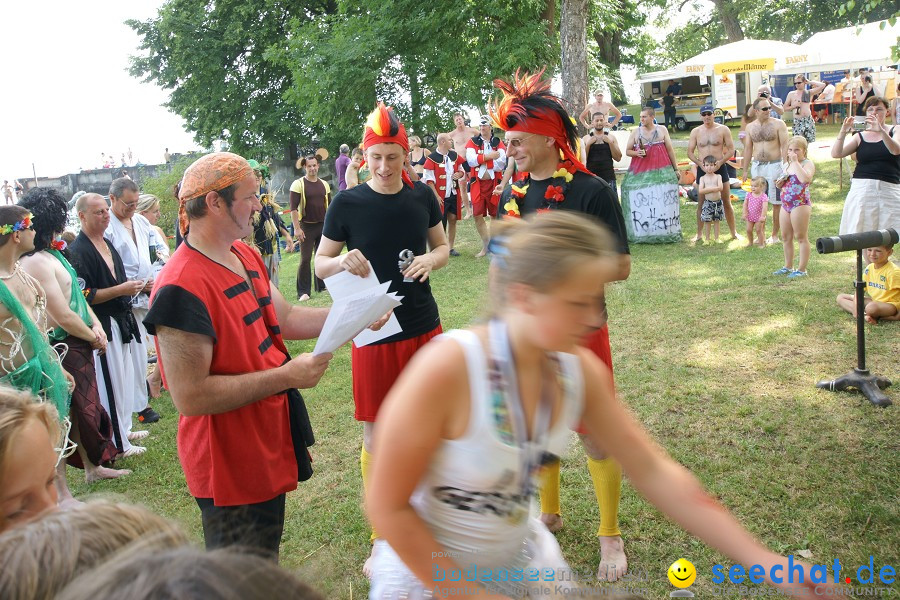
151, 241, 297, 505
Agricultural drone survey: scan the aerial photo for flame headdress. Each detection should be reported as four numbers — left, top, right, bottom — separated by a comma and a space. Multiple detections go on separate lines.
489, 69, 591, 176
363, 102, 413, 188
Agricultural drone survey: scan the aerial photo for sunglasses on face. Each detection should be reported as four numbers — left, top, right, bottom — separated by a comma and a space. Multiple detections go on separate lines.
759, 106, 771, 111
701, 112, 713, 116
794, 81, 804, 85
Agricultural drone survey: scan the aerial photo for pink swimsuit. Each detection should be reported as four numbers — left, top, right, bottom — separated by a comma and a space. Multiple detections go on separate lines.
744, 192, 767, 223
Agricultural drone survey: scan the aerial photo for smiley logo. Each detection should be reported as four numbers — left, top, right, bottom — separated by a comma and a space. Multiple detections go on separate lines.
668, 558, 697, 588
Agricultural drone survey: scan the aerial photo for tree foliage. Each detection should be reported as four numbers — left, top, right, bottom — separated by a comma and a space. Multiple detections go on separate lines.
129, 0, 556, 157
653, 0, 898, 68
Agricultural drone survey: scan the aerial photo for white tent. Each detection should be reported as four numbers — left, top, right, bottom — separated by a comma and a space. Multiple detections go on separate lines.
673, 39, 810, 77
772, 20, 900, 74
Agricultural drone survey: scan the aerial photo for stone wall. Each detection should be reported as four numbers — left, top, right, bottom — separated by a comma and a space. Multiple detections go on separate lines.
18, 161, 185, 199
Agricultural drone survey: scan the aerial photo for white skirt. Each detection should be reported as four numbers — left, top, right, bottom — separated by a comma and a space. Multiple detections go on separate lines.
839, 178, 900, 235
368, 518, 579, 599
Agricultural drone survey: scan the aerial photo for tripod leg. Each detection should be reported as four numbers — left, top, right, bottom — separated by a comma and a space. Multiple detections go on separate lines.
858, 380, 893, 407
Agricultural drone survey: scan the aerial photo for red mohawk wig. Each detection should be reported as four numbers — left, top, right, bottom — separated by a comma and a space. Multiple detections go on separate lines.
361, 102, 413, 188
489, 68, 589, 175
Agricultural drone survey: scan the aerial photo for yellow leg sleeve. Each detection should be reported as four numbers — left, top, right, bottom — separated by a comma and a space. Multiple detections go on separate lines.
538, 459, 562, 515
361, 447, 377, 542
587, 456, 622, 537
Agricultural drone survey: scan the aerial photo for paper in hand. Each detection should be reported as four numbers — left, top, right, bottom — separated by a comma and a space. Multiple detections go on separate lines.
312, 262, 403, 355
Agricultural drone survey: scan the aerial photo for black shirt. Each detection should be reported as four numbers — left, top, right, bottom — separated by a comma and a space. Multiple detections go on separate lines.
501, 171, 629, 256
585, 138, 616, 184
323, 182, 443, 343
853, 127, 900, 184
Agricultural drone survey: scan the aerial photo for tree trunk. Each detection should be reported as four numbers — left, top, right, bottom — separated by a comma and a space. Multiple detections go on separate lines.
712, 0, 744, 42
542, 0, 556, 40
560, 0, 589, 130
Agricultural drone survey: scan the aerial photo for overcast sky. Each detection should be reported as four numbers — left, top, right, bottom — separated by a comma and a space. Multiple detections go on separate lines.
0, 0, 199, 182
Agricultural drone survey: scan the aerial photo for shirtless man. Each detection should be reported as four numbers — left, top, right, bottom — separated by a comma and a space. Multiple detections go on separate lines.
688, 104, 736, 240
741, 97, 789, 243
580, 90, 622, 130
784, 74, 826, 143
446, 113, 478, 218
19, 189, 126, 484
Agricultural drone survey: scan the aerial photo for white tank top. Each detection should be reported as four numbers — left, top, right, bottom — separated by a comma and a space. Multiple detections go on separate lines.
408, 328, 584, 569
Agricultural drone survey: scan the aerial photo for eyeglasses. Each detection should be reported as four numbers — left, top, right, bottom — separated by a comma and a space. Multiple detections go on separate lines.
503, 133, 535, 148
794, 81, 804, 85
759, 106, 771, 111
700, 112, 713, 116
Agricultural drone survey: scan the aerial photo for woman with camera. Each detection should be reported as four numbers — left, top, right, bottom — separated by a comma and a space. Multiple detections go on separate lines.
831, 96, 900, 235
855, 75, 875, 116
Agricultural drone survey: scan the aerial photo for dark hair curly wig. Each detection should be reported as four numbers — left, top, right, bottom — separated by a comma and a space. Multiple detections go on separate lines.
19, 187, 69, 253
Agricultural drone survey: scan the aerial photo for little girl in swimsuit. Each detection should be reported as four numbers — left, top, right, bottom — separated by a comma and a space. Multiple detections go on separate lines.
773, 136, 815, 278
743, 177, 768, 248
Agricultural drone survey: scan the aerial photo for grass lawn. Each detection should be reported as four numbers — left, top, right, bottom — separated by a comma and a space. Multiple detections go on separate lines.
69, 153, 899, 598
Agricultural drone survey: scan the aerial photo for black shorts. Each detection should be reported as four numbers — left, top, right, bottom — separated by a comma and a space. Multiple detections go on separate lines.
443, 193, 458, 216
695, 163, 729, 186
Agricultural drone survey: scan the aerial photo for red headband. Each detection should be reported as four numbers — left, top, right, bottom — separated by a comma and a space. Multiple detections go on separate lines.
363, 103, 413, 188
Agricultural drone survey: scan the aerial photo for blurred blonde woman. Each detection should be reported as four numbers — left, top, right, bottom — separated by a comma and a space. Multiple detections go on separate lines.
0, 386, 61, 534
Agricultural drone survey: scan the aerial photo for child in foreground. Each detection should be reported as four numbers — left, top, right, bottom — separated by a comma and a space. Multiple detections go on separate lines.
743, 177, 768, 248
366, 211, 832, 599
698, 155, 725, 243
837, 244, 900, 324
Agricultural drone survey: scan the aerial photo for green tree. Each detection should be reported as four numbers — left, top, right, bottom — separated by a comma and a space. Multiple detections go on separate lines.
653, 0, 898, 68
278, 0, 557, 149
129, 0, 557, 157
127, 0, 338, 157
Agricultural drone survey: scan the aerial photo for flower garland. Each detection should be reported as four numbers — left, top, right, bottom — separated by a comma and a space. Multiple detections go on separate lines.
0, 213, 33, 235
50, 239, 67, 252
503, 161, 575, 218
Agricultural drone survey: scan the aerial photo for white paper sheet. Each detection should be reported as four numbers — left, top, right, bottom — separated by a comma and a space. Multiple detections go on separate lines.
312, 263, 403, 355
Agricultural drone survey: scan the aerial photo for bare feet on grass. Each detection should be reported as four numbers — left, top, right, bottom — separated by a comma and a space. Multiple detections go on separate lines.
540, 512, 563, 533
86, 465, 132, 484
597, 535, 627, 582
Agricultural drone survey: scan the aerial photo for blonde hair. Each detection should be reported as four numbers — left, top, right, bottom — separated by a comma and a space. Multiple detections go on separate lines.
409, 135, 422, 147
488, 212, 616, 316
750, 176, 768, 191
57, 545, 324, 600
0, 500, 189, 600
136, 194, 160, 214
0, 387, 60, 529
788, 135, 808, 155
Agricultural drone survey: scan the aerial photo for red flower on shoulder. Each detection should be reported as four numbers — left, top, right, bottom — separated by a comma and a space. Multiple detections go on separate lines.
545, 185, 565, 203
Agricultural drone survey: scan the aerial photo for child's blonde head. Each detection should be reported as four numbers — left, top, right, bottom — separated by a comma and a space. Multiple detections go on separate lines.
751, 176, 767, 194
488, 212, 618, 316
57, 545, 324, 600
788, 135, 808, 156
0, 500, 189, 600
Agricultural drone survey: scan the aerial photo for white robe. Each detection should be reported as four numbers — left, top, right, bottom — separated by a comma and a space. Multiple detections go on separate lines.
105, 214, 152, 413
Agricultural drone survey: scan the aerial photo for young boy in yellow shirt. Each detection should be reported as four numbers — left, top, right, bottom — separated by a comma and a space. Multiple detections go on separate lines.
836, 244, 900, 324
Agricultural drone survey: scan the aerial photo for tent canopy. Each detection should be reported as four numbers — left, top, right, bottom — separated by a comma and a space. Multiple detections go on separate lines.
772, 20, 900, 74
673, 39, 808, 77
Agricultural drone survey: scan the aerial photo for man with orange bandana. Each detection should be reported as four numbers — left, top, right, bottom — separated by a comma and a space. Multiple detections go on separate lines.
466, 116, 507, 257
315, 103, 448, 574
143, 152, 335, 559
493, 69, 631, 581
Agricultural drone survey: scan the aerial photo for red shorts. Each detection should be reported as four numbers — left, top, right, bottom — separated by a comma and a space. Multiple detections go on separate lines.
471, 177, 499, 217
576, 324, 615, 435
351, 325, 443, 421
